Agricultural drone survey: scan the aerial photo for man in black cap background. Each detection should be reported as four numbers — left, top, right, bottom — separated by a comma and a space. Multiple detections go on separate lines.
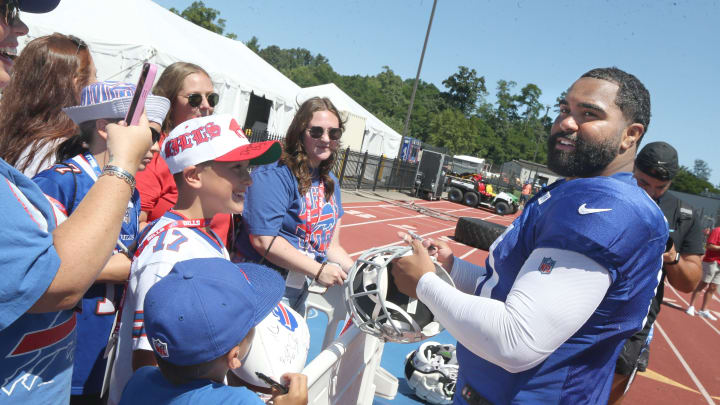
609, 141, 704, 404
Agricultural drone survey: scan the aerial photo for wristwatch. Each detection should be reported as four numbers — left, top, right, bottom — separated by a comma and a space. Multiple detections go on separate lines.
666, 252, 680, 266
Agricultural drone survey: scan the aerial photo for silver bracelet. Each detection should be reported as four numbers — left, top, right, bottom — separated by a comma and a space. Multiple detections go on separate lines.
101, 165, 136, 192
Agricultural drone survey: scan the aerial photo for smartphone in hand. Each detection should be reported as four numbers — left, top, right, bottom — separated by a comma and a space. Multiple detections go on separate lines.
125, 62, 158, 126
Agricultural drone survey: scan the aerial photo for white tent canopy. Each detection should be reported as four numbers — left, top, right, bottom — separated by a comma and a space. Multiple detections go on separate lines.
19, 0, 300, 135
297, 84, 402, 158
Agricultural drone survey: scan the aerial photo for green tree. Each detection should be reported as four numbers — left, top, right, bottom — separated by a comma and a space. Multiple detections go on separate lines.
245, 36, 261, 53
441, 66, 487, 116
170, 1, 237, 39
692, 159, 712, 181
671, 166, 720, 195
427, 109, 480, 154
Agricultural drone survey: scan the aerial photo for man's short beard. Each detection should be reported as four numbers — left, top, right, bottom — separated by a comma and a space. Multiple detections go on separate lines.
546, 132, 621, 177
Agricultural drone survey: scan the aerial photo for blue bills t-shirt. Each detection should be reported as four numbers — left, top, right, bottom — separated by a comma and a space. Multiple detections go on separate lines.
0, 158, 72, 404
235, 162, 343, 263
120, 367, 262, 405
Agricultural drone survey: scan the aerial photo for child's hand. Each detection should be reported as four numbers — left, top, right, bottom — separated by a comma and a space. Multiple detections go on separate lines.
271, 373, 308, 405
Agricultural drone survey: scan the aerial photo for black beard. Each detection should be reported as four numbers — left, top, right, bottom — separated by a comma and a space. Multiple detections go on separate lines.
546, 132, 621, 177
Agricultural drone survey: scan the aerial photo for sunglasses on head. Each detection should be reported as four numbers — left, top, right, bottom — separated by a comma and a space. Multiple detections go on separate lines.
307, 126, 342, 141
183, 92, 219, 108
67, 34, 88, 55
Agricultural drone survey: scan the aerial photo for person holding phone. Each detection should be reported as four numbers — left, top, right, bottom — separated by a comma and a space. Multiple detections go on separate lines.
0, 33, 97, 176
0, 3, 157, 403
32, 81, 170, 404
134, 62, 232, 245
234, 97, 354, 315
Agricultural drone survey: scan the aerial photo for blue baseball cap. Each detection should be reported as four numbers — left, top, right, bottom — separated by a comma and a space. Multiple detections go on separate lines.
17, 0, 61, 13
143, 258, 285, 366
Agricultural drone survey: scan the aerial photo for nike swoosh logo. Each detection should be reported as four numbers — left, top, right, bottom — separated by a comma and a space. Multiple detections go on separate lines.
578, 203, 612, 215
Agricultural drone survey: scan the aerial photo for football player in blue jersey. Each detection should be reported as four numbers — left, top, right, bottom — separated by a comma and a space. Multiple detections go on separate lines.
392, 67, 668, 404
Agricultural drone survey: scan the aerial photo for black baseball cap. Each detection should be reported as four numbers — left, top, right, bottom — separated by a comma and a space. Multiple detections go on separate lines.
17, 0, 61, 13
635, 141, 679, 181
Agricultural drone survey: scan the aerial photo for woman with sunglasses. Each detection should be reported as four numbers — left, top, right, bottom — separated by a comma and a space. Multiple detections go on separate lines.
234, 97, 354, 315
0, 33, 97, 176
134, 62, 232, 245
0, 1, 157, 403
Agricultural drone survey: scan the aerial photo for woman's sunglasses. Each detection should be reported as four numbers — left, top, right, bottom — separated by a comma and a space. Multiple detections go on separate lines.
307, 126, 342, 141
183, 92, 219, 108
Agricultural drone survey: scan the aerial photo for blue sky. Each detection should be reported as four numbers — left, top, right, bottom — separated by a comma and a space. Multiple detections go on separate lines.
155, 0, 720, 186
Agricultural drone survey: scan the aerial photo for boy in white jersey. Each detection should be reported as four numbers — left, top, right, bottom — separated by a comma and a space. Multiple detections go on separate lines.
108, 114, 281, 405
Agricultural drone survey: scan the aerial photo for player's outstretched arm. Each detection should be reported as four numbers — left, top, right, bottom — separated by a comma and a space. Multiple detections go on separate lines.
29, 117, 152, 312
412, 248, 612, 373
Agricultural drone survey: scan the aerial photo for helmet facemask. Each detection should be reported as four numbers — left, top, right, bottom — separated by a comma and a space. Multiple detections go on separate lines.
344, 245, 454, 343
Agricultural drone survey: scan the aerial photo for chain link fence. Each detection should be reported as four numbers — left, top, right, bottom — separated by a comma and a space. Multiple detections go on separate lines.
247, 131, 418, 191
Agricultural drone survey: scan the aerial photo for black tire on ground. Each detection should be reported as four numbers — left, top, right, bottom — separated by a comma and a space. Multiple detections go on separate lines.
463, 191, 479, 207
495, 201, 511, 216
447, 187, 463, 203
454, 217, 507, 251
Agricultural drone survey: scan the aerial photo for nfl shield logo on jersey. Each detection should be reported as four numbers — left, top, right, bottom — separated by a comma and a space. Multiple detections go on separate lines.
152, 338, 169, 358
539, 257, 556, 274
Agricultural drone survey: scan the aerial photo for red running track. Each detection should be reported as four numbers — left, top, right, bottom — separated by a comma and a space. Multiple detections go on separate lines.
338, 197, 720, 404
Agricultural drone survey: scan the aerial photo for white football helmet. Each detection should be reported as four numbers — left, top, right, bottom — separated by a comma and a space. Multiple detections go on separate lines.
344, 245, 454, 343
404, 341, 459, 405
231, 302, 310, 389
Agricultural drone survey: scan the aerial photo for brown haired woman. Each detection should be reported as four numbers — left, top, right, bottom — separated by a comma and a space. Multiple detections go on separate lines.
0, 33, 96, 176
134, 61, 232, 245
234, 97, 353, 315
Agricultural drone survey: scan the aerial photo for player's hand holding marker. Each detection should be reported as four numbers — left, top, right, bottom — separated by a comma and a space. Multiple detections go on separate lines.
398, 231, 455, 272
392, 234, 438, 299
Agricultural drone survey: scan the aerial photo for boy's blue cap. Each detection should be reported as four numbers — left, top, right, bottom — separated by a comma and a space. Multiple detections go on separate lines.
144, 258, 285, 366
18, 0, 61, 13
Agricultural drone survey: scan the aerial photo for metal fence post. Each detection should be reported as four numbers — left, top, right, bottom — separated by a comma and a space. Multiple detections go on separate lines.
372, 155, 385, 191
357, 151, 369, 189
338, 147, 350, 188
387, 158, 397, 191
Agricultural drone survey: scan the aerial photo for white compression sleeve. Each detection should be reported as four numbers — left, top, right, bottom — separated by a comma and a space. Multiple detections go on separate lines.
417, 247, 612, 373
450, 255, 487, 294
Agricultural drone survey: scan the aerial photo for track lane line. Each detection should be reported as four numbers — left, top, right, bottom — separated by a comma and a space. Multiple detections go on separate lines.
654, 321, 714, 404
458, 247, 478, 259
667, 284, 720, 338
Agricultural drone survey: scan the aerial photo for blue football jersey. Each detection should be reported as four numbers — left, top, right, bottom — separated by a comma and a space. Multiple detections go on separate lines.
456, 172, 667, 404
33, 153, 140, 395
